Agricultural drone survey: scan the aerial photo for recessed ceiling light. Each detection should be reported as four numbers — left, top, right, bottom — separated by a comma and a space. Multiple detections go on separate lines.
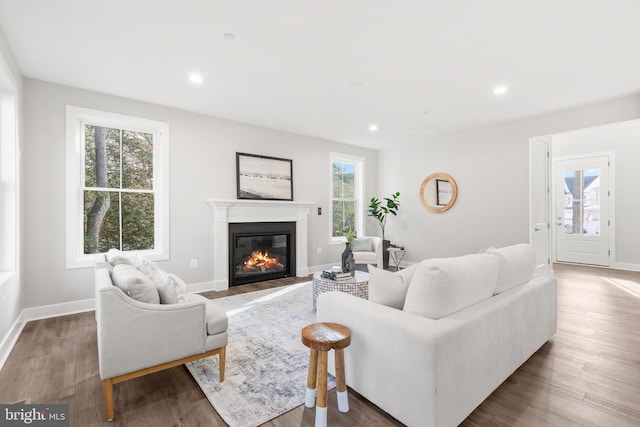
493, 85, 508, 95
223, 33, 236, 40
189, 73, 203, 84
369, 124, 379, 132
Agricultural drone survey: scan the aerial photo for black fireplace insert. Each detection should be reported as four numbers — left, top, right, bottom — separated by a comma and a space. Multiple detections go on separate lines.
229, 222, 296, 286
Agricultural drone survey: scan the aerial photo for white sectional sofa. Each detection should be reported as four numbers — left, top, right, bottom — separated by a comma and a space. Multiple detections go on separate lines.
317, 244, 557, 427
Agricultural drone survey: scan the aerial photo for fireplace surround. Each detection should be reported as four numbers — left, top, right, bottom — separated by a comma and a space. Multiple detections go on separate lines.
206, 199, 314, 290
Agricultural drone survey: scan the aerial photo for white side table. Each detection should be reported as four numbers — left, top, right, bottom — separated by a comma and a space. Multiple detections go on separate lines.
386, 247, 406, 271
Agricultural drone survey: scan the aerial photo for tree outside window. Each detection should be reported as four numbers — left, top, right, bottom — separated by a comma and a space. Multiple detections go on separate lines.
83, 125, 155, 253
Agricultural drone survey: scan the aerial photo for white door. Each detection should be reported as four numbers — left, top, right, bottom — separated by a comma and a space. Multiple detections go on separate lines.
555, 155, 610, 266
530, 137, 551, 275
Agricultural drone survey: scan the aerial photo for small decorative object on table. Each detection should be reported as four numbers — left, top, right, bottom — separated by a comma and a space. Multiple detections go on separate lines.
340, 227, 357, 275
340, 243, 355, 274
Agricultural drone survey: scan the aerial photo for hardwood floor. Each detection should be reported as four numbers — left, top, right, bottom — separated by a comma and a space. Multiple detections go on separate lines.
1, 264, 639, 426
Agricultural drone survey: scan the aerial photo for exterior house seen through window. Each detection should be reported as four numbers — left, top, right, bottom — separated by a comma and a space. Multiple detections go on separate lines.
66, 106, 169, 269
330, 153, 364, 242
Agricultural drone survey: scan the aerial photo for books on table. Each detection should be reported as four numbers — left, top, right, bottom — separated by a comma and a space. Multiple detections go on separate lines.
321, 269, 353, 281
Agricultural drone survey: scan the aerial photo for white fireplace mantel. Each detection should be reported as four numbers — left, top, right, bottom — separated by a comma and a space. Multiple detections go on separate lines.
206, 199, 315, 290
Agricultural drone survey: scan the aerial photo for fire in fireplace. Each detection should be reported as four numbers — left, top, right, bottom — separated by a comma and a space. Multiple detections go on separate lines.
243, 250, 283, 272
229, 222, 296, 286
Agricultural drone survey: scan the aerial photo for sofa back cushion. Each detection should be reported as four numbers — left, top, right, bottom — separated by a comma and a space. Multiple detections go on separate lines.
351, 238, 373, 252
368, 265, 411, 309
111, 264, 160, 304
483, 243, 536, 294
157, 273, 189, 304
403, 253, 499, 319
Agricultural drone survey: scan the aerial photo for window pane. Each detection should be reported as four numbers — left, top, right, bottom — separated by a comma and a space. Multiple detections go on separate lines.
122, 130, 154, 190
121, 192, 155, 251
84, 190, 120, 253
563, 169, 582, 234
332, 200, 355, 237
84, 125, 121, 188
583, 168, 601, 235
563, 167, 601, 235
332, 162, 355, 199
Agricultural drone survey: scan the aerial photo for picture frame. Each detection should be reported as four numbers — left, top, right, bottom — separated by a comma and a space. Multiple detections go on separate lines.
236, 152, 293, 201
436, 178, 453, 206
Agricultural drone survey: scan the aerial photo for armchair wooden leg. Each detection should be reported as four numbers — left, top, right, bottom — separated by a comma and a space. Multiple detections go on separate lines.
219, 346, 226, 382
102, 378, 114, 421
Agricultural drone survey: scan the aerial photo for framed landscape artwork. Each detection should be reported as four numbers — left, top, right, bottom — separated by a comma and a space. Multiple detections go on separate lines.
236, 152, 293, 201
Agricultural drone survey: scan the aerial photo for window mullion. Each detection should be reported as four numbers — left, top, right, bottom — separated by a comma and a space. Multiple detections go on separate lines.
119, 129, 123, 250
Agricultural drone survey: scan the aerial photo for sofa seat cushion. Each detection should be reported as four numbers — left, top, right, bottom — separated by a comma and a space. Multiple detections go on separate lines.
483, 244, 536, 294
111, 264, 160, 304
368, 264, 418, 309
353, 251, 377, 264
403, 253, 499, 319
205, 301, 228, 335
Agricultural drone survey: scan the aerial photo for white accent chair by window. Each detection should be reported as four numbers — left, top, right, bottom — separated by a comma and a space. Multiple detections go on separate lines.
351, 236, 384, 269
95, 251, 228, 421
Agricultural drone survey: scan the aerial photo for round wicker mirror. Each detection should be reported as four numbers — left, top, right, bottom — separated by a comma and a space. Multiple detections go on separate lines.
420, 172, 458, 213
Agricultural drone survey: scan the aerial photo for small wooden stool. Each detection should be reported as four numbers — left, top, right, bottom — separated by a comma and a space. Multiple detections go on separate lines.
301, 322, 351, 427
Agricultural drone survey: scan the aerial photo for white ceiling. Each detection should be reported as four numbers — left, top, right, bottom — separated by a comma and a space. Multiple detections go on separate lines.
1, 0, 639, 149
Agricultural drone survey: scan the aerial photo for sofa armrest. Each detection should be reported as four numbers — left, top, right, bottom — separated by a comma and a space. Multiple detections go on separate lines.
97, 286, 208, 379
317, 291, 441, 426
371, 237, 384, 268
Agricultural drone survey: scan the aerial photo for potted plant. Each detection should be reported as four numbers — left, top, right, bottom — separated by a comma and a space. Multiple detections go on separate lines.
368, 192, 400, 268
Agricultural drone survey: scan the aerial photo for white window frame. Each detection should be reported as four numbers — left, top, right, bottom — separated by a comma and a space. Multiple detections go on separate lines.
0, 67, 18, 282
329, 152, 365, 245
65, 105, 170, 269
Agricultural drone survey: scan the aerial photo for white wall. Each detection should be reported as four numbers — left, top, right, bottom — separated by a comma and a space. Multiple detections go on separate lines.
0, 29, 23, 355
553, 120, 640, 268
22, 79, 378, 308
378, 94, 640, 263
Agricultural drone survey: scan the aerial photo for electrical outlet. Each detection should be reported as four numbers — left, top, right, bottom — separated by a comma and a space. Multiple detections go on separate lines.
317, 247, 322, 254
190, 259, 198, 269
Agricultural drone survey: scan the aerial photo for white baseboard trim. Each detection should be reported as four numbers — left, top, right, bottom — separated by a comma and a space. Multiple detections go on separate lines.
212, 279, 229, 291
187, 281, 216, 293
0, 317, 26, 372
19, 298, 95, 323
613, 262, 640, 272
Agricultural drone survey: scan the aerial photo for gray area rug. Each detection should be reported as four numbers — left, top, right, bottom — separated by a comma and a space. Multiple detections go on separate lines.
186, 282, 335, 427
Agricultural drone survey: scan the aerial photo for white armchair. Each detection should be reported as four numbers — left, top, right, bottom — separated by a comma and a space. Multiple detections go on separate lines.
95, 255, 228, 421
351, 236, 384, 268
